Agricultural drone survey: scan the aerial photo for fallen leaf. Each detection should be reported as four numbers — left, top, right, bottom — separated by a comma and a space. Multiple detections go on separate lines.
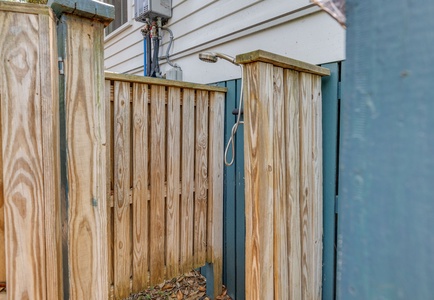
176, 290, 183, 300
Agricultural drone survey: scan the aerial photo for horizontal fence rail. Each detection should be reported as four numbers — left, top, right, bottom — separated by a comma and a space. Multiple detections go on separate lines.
105, 73, 226, 299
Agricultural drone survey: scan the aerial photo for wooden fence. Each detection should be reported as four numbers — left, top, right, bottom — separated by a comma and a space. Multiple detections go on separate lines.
105, 73, 225, 299
236, 50, 330, 300
0, 1, 226, 299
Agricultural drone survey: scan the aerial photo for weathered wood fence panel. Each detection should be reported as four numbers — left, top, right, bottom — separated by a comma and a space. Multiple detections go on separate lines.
0, 2, 62, 299
0, 2, 225, 299
105, 73, 226, 299
236, 50, 329, 300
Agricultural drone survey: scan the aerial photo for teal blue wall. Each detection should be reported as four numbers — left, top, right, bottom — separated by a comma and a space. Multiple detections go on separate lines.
338, 1, 434, 299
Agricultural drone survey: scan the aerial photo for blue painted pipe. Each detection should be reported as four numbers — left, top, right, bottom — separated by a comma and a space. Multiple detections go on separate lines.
143, 37, 147, 76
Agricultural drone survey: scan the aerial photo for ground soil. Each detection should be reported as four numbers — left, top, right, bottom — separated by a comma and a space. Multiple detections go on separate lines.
125, 270, 231, 300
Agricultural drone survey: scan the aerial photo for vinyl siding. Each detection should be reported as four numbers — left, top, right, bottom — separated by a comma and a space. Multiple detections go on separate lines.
104, 0, 345, 83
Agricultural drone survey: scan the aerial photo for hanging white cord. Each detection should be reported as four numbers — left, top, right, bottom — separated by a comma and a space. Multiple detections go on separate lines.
224, 65, 244, 166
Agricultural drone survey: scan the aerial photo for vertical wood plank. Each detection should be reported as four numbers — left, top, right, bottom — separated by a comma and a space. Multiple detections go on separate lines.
105, 80, 113, 291
166, 87, 181, 279
132, 83, 149, 291
194, 90, 209, 267
299, 72, 313, 300
272, 66, 289, 300
149, 85, 166, 285
312, 75, 323, 300
113, 81, 131, 299
180, 88, 195, 272
0, 103, 3, 284
63, 15, 108, 300
244, 62, 274, 300
284, 69, 302, 300
39, 13, 63, 300
208, 91, 225, 298
0, 11, 47, 300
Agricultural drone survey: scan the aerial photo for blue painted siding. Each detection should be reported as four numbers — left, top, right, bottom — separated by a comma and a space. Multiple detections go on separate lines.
338, 1, 434, 299
321, 62, 340, 300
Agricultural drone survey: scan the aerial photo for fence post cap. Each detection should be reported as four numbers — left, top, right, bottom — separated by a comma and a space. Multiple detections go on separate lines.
48, 0, 114, 26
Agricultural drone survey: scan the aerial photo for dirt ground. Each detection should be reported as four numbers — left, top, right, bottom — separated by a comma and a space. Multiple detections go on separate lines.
125, 270, 231, 300
0, 271, 231, 300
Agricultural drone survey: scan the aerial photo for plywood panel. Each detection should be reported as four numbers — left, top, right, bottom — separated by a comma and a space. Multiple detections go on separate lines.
132, 83, 150, 291
180, 89, 195, 272
166, 87, 181, 278
149, 85, 166, 285
194, 91, 209, 267
113, 81, 131, 299
284, 69, 302, 300
244, 62, 274, 300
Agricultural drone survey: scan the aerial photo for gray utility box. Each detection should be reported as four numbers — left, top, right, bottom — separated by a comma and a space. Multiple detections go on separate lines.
134, 0, 172, 22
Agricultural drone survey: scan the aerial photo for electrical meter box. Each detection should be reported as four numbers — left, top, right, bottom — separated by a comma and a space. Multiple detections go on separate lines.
134, 0, 172, 22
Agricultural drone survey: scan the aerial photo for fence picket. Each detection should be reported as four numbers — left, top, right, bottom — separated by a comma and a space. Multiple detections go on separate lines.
180, 89, 195, 272
284, 69, 302, 300
149, 85, 166, 285
166, 87, 181, 278
272, 66, 289, 300
194, 91, 209, 267
132, 83, 150, 291
114, 81, 132, 299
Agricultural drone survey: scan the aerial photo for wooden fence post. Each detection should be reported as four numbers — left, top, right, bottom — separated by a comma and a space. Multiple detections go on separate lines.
0, 2, 62, 299
236, 50, 329, 300
49, 1, 114, 299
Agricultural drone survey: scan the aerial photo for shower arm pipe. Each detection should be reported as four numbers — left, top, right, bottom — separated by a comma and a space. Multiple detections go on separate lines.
214, 53, 240, 66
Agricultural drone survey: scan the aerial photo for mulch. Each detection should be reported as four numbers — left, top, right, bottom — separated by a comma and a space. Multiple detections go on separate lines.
125, 270, 231, 300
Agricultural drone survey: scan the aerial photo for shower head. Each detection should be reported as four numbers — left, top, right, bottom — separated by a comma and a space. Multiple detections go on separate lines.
198, 52, 239, 66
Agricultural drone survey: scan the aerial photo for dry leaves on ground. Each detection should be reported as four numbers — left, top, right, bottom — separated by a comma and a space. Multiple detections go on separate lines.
125, 270, 231, 300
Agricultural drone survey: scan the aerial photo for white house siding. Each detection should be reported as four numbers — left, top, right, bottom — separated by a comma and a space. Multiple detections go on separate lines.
104, 0, 345, 84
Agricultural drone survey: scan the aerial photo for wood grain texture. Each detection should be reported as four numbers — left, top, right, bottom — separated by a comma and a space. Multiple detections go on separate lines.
299, 72, 314, 300
272, 66, 289, 300
284, 69, 302, 300
180, 89, 195, 272
0, 9, 60, 299
132, 83, 150, 291
244, 62, 274, 300
1, 14, 47, 297
104, 79, 224, 294
39, 13, 63, 300
149, 85, 166, 285
113, 81, 131, 299
105, 79, 114, 290
236, 50, 330, 76
194, 90, 209, 268
166, 87, 181, 279
208, 91, 225, 298
63, 15, 108, 300
0, 103, 4, 283
312, 75, 323, 300
105, 72, 227, 93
